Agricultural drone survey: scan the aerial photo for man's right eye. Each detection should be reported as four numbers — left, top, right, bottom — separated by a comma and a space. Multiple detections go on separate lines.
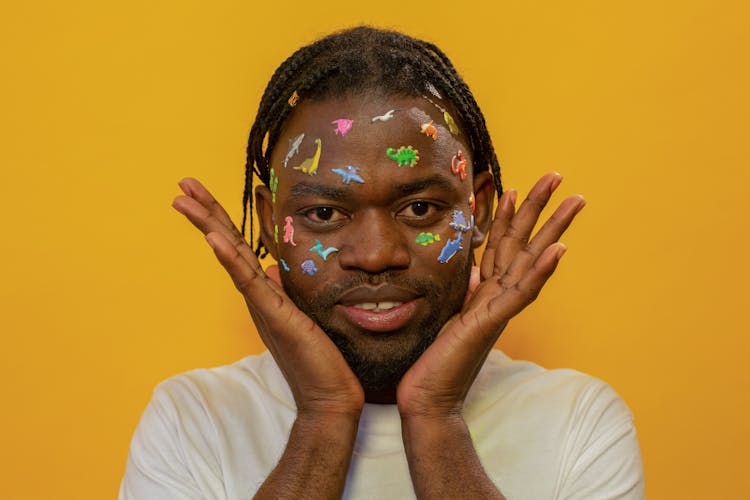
304, 207, 347, 223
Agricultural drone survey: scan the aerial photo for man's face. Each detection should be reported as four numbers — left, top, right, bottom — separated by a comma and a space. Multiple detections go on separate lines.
258, 93, 494, 399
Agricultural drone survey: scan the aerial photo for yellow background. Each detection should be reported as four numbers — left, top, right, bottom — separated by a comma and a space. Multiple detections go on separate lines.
1, 1, 748, 498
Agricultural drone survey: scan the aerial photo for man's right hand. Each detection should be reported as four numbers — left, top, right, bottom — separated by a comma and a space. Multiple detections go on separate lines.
172, 177, 364, 419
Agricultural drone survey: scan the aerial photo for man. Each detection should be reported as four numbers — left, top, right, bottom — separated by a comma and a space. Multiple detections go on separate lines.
121, 27, 643, 499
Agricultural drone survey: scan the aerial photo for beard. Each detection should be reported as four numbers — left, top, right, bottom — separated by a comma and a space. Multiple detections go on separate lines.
281, 258, 472, 395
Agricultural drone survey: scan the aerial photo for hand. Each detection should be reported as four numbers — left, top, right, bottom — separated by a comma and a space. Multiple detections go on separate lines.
397, 172, 586, 419
172, 178, 364, 418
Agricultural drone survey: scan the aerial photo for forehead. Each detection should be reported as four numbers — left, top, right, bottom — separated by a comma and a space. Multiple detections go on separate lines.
270, 94, 473, 195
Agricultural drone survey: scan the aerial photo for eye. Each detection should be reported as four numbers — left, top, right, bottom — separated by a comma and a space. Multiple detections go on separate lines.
397, 200, 443, 223
304, 206, 348, 224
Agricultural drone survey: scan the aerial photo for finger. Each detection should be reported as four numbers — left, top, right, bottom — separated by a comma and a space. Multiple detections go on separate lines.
464, 265, 481, 305
265, 264, 282, 286
178, 178, 243, 238
500, 194, 584, 287
493, 172, 562, 278
480, 189, 516, 280
490, 243, 567, 321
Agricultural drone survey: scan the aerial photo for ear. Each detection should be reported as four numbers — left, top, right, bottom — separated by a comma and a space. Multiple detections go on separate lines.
255, 185, 278, 260
470, 171, 495, 248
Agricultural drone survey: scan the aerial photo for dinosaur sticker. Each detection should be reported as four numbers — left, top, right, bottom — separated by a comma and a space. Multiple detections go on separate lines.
288, 90, 300, 107
469, 193, 476, 214
301, 259, 318, 276
284, 133, 305, 168
371, 109, 396, 123
293, 138, 322, 175
449, 210, 473, 232
270, 167, 279, 203
416, 232, 441, 246
451, 150, 467, 181
444, 111, 459, 135
309, 239, 339, 261
274, 223, 279, 244
332, 119, 353, 136
280, 259, 290, 272
437, 233, 463, 263
386, 146, 419, 167
331, 166, 365, 185
283, 216, 296, 246
420, 121, 438, 141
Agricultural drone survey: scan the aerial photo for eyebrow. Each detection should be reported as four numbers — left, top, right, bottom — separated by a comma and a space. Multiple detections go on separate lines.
289, 174, 457, 203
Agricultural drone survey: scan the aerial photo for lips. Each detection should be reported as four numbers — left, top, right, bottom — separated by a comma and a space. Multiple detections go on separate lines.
336, 284, 422, 332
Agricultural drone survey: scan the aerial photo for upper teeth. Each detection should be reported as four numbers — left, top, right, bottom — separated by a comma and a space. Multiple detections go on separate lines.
354, 302, 402, 311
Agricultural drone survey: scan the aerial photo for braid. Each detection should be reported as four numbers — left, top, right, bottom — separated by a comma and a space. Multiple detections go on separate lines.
243, 26, 503, 257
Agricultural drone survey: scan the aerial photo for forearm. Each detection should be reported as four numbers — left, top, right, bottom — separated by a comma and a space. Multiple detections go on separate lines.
255, 411, 360, 499
401, 414, 505, 500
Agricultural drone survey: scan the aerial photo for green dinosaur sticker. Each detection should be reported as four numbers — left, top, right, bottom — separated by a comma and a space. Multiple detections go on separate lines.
386, 146, 419, 167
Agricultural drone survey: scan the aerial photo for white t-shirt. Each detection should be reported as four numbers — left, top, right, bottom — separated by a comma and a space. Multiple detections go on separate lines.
120, 350, 644, 499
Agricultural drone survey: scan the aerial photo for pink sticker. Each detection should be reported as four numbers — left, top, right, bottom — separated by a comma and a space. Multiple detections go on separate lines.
332, 119, 353, 136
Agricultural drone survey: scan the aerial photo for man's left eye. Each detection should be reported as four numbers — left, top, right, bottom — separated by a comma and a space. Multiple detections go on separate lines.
397, 201, 441, 220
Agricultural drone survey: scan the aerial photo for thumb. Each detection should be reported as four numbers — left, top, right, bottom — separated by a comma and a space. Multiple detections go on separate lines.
265, 264, 282, 286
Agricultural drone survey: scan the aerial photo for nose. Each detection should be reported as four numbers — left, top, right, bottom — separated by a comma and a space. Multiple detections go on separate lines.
337, 209, 411, 273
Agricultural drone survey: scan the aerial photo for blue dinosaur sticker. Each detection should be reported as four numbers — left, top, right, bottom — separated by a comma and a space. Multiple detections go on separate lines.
437, 233, 464, 263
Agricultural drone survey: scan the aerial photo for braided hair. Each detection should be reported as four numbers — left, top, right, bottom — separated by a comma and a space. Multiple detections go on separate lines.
244, 26, 502, 257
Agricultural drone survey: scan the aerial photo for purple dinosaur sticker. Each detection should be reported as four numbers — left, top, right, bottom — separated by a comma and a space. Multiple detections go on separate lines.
301, 259, 318, 276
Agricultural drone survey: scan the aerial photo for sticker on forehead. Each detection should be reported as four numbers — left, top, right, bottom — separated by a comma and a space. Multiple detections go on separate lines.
332, 119, 353, 136
284, 133, 305, 168
280, 259, 290, 272
301, 259, 318, 276
449, 210, 473, 232
420, 121, 438, 141
270, 168, 279, 203
437, 233, 464, 263
371, 109, 396, 123
416, 232, 441, 246
425, 81, 442, 100
293, 138, 322, 175
469, 193, 476, 214
331, 166, 364, 185
288, 90, 300, 107
443, 111, 460, 136
386, 146, 419, 167
309, 239, 339, 261
451, 150, 467, 181
283, 216, 296, 246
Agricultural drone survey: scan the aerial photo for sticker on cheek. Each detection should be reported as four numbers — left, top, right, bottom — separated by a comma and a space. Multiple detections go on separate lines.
274, 223, 279, 244
451, 150, 467, 181
331, 119, 353, 136
301, 259, 318, 276
284, 133, 305, 168
270, 168, 279, 203
386, 146, 419, 167
282, 216, 296, 246
420, 121, 438, 141
416, 232, 441, 246
437, 233, 464, 263
280, 259, 290, 272
332, 166, 364, 184
469, 193, 476, 214
449, 210, 472, 232
371, 109, 396, 122
293, 138, 322, 175
309, 239, 339, 261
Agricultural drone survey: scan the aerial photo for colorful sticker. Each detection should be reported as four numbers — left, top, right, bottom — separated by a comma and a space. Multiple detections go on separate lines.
283, 216, 296, 246
437, 233, 464, 263
301, 259, 318, 276
288, 90, 300, 107
274, 223, 279, 244
444, 111, 459, 135
332, 166, 364, 184
469, 193, 476, 214
309, 239, 339, 261
420, 121, 438, 141
425, 81, 442, 99
371, 109, 396, 123
284, 133, 305, 168
332, 119, 353, 136
416, 232, 441, 246
270, 168, 279, 203
449, 210, 472, 232
280, 259, 290, 272
451, 150, 467, 181
386, 146, 419, 167
293, 138, 322, 175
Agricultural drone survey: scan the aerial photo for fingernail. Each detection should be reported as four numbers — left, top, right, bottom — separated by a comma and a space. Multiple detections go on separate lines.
550, 172, 563, 192
205, 235, 217, 250
556, 244, 567, 260
508, 189, 517, 207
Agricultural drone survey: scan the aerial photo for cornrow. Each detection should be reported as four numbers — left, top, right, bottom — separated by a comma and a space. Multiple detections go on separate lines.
243, 26, 503, 256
